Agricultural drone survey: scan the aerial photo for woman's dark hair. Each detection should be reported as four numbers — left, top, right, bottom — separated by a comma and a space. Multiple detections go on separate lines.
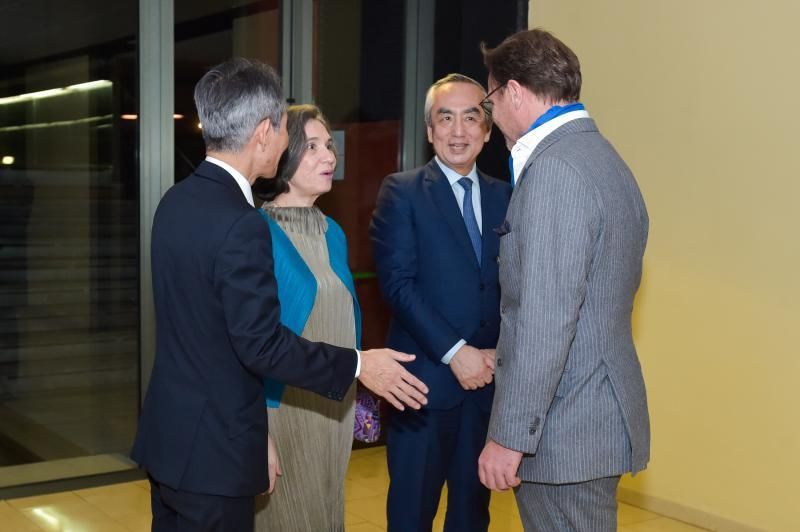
253, 104, 335, 202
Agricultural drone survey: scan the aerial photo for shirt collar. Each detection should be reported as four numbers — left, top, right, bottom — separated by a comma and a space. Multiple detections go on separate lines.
510, 109, 590, 185
205, 156, 255, 207
434, 156, 479, 188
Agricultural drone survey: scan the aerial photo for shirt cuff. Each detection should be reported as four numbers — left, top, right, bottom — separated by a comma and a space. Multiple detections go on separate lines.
441, 339, 466, 364
354, 349, 361, 378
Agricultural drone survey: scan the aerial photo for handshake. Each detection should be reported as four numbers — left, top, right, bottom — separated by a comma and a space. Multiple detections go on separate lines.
356, 344, 496, 409
450, 345, 496, 390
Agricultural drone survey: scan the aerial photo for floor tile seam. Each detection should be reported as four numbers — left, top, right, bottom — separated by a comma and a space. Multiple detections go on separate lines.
70, 488, 134, 524
344, 504, 388, 526
345, 511, 369, 525
623, 514, 663, 525
344, 491, 386, 499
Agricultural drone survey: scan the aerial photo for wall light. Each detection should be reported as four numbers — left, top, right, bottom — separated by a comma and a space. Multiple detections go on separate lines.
68, 80, 112, 92
1, 156, 15, 165
0, 115, 112, 133
0, 80, 112, 106
119, 114, 184, 120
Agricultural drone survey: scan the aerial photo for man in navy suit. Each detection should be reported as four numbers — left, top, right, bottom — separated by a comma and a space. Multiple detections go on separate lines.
370, 73, 512, 532
131, 58, 428, 532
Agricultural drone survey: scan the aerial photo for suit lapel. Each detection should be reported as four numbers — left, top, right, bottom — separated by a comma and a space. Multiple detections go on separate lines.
478, 171, 501, 271
424, 160, 480, 271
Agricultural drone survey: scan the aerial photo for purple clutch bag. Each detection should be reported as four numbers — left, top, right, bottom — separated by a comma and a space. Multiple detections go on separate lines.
353, 390, 381, 443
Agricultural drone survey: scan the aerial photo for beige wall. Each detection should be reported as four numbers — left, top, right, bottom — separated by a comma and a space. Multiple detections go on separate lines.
529, 2, 800, 530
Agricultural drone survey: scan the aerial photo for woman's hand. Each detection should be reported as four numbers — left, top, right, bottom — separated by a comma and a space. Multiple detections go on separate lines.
266, 433, 282, 494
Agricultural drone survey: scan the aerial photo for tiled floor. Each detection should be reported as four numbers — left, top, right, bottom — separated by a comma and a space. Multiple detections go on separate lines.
0, 447, 705, 531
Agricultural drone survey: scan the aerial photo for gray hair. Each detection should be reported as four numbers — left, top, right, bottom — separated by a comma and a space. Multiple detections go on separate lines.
194, 58, 287, 153
423, 73, 493, 130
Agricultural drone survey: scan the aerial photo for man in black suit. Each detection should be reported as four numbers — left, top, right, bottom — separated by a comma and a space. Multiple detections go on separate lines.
131, 58, 428, 532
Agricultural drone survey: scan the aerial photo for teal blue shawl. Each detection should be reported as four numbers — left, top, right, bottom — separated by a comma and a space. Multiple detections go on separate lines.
259, 210, 362, 408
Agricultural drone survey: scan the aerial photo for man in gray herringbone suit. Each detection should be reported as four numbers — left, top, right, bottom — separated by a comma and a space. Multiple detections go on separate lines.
476, 29, 650, 531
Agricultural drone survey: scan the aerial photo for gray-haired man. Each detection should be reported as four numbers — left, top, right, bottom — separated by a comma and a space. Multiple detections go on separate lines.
132, 58, 428, 532
371, 73, 511, 531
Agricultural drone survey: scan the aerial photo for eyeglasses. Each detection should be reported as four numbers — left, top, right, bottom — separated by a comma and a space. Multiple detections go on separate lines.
480, 81, 507, 109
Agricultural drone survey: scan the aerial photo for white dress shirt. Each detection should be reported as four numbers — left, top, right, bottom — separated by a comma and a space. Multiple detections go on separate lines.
204, 156, 362, 377
433, 156, 484, 364
205, 156, 255, 207
435, 156, 482, 233
510, 109, 590, 186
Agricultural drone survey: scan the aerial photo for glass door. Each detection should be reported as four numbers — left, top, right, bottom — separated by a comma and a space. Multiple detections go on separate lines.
311, 0, 406, 351
0, 0, 140, 488
174, 0, 282, 180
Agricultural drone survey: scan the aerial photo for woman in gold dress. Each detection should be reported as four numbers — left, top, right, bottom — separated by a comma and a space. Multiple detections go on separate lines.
254, 104, 359, 532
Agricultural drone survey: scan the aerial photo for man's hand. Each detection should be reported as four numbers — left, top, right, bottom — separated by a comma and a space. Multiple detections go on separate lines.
359, 349, 428, 411
480, 348, 496, 372
450, 345, 494, 390
266, 433, 282, 494
478, 438, 522, 491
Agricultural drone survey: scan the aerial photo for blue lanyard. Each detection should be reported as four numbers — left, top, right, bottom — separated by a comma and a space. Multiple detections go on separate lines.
509, 102, 585, 188
530, 102, 585, 130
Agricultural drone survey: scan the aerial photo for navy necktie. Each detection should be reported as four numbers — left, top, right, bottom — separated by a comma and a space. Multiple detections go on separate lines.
458, 177, 481, 264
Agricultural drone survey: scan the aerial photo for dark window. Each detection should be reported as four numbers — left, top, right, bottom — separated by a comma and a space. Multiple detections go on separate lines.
0, 0, 139, 480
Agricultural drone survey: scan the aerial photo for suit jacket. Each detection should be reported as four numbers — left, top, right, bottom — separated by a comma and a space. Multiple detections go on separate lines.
489, 118, 650, 483
370, 159, 511, 410
131, 161, 357, 497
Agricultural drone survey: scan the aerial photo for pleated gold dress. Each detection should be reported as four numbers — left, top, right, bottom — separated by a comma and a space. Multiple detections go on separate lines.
254, 205, 356, 532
